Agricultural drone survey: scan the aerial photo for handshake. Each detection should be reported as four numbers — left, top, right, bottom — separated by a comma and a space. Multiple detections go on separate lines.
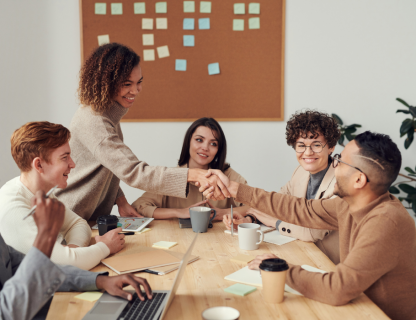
189, 169, 239, 200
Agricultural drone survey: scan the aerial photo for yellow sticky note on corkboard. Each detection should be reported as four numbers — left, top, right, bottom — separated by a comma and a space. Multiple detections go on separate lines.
230, 254, 254, 264
74, 292, 103, 302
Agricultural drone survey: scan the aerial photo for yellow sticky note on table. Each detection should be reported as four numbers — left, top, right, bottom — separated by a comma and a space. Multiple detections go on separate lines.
156, 45, 170, 59
97, 34, 110, 46
142, 34, 154, 46
152, 241, 177, 249
142, 18, 154, 30
74, 292, 103, 302
183, 1, 195, 13
111, 3, 123, 15
230, 254, 254, 264
143, 50, 155, 61
156, 18, 168, 29
95, 3, 106, 15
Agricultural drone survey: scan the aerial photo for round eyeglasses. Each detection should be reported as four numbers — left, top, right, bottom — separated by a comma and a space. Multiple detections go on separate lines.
332, 154, 370, 182
294, 142, 327, 153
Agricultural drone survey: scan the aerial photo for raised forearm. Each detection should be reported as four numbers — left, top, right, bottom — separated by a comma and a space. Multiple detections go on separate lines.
32, 232, 57, 258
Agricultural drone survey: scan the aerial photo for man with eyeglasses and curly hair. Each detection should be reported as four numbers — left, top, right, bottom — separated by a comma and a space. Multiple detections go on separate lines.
223, 110, 342, 264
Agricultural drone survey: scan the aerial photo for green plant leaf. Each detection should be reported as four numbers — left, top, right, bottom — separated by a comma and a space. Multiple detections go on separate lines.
345, 131, 356, 141
398, 183, 416, 194
338, 135, 345, 146
409, 106, 416, 118
412, 200, 416, 215
389, 186, 400, 194
332, 113, 343, 125
396, 109, 411, 114
405, 130, 414, 149
400, 119, 413, 135
405, 167, 416, 174
396, 98, 410, 107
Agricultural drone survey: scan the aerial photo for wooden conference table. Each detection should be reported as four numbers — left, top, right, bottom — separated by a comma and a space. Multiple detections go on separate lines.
47, 220, 389, 320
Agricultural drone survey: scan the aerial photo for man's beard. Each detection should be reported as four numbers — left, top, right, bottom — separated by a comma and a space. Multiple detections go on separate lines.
334, 180, 348, 198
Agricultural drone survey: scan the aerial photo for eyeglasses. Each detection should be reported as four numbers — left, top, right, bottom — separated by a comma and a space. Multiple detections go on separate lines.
294, 142, 327, 153
332, 154, 370, 182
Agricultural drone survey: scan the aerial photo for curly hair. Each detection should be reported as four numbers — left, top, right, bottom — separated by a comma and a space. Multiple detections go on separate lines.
78, 43, 140, 113
286, 110, 341, 148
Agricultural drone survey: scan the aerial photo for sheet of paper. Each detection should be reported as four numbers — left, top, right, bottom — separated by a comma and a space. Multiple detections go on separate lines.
249, 17, 260, 29
208, 63, 220, 75
156, 18, 168, 29
153, 240, 177, 249
183, 1, 195, 13
143, 49, 155, 61
175, 59, 187, 71
263, 230, 296, 246
95, 3, 106, 15
230, 254, 254, 264
224, 283, 257, 296
142, 34, 154, 46
155, 2, 167, 13
74, 292, 103, 302
200, 1, 211, 13
233, 19, 244, 31
248, 3, 260, 14
198, 18, 210, 30
183, 18, 195, 30
134, 2, 146, 14
111, 3, 123, 15
156, 45, 170, 58
97, 35, 110, 46
183, 35, 195, 46
234, 3, 245, 14
142, 18, 154, 30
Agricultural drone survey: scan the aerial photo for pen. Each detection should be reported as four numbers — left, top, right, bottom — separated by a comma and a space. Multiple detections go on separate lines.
143, 269, 160, 275
23, 185, 58, 220
231, 205, 234, 237
118, 232, 135, 235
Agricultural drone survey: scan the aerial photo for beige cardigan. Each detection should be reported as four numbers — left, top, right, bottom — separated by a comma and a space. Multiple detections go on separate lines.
56, 102, 189, 221
132, 165, 247, 217
236, 184, 416, 320
278, 165, 340, 264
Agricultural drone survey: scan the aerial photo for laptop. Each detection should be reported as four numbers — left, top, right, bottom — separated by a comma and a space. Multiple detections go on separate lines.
82, 233, 199, 320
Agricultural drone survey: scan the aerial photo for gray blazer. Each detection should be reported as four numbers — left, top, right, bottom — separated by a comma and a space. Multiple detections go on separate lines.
0, 234, 105, 320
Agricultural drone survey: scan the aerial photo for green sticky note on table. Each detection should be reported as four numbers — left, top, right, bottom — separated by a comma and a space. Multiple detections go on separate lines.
200, 1, 211, 13
184, 1, 195, 12
75, 292, 103, 302
224, 284, 257, 296
248, 3, 260, 14
234, 3, 245, 14
249, 17, 260, 29
111, 3, 123, 15
134, 2, 146, 14
95, 3, 106, 15
233, 19, 244, 31
155, 2, 167, 13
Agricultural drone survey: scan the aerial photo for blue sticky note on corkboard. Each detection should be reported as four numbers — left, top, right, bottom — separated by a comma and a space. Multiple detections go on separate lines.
208, 63, 220, 75
224, 284, 257, 296
175, 59, 187, 71
183, 35, 195, 47
199, 18, 210, 30
183, 18, 195, 30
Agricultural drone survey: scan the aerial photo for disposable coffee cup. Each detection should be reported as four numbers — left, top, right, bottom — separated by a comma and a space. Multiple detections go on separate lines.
259, 258, 289, 303
96, 215, 118, 236
189, 206, 216, 233
202, 306, 240, 320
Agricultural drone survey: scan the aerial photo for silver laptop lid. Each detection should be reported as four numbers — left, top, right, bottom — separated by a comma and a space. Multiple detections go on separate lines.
159, 233, 198, 320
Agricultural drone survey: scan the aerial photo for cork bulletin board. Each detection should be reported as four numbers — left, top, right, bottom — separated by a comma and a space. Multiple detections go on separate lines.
80, 0, 285, 121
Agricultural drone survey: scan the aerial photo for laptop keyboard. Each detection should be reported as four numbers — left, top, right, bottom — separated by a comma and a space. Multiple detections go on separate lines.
117, 292, 167, 320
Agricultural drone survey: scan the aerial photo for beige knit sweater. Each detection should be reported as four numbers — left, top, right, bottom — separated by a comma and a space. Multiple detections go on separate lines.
56, 102, 189, 221
236, 184, 416, 320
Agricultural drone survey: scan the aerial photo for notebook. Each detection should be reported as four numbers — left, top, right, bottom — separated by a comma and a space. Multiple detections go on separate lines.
224, 265, 328, 296
263, 230, 296, 246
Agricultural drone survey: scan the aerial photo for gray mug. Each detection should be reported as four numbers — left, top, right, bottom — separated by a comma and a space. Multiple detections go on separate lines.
189, 206, 216, 233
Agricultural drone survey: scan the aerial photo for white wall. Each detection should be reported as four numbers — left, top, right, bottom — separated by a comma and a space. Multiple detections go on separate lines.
1, 0, 415, 218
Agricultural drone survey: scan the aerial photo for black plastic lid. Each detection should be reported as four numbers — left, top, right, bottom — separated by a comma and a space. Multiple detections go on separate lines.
259, 258, 289, 272
96, 215, 119, 224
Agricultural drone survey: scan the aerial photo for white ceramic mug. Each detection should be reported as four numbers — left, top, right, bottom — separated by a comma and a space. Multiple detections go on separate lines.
238, 223, 264, 250
202, 306, 240, 320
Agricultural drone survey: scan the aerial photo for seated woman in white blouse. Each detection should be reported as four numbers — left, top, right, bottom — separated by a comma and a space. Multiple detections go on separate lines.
0, 121, 124, 270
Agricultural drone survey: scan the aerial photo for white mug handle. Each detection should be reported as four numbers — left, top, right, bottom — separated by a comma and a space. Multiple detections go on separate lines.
256, 230, 264, 245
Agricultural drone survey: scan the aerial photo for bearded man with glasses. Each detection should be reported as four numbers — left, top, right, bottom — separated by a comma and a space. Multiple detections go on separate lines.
223, 110, 342, 264
209, 131, 416, 320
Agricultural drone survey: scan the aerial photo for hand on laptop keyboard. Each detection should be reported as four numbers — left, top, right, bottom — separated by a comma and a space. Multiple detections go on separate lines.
96, 274, 153, 301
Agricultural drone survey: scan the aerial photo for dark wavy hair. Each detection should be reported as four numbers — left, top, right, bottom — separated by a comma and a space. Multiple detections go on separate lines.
355, 131, 401, 194
78, 43, 140, 113
178, 118, 230, 172
286, 110, 341, 148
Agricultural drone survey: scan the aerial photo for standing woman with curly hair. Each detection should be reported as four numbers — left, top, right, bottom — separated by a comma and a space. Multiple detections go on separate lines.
56, 43, 228, 221
223, 110, 342, 264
